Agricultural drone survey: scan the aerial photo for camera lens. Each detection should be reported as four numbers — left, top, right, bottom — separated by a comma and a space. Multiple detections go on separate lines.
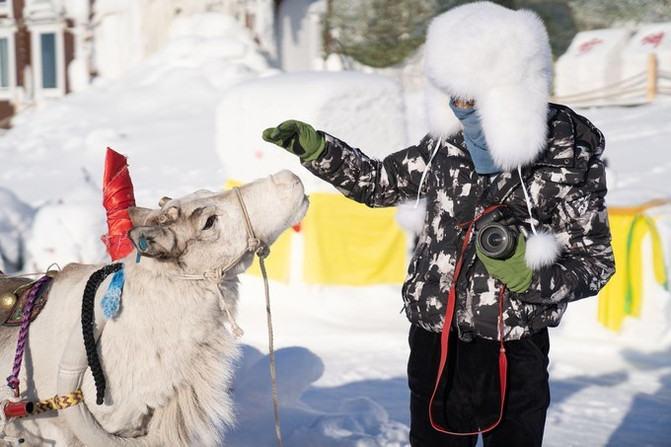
476, 222, 517, 259
486, 232, 504, 248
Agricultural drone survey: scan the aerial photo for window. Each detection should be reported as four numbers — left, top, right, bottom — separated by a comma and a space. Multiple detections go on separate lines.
40, 33, 56, 89
29, 24, 65, 99
0, 38, 7, 88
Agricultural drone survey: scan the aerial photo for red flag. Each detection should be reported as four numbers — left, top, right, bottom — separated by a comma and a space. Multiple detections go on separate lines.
101, 147, 136, 260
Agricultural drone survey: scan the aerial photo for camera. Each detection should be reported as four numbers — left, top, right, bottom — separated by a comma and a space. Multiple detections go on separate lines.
475, 208, 520, 260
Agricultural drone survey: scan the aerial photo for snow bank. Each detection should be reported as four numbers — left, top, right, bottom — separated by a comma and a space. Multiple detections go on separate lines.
215, 71, 407, 193
0, 188, 35, 272
24, 183, 108, 272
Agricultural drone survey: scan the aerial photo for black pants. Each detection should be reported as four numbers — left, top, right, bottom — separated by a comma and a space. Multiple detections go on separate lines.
407, 326, 550, 447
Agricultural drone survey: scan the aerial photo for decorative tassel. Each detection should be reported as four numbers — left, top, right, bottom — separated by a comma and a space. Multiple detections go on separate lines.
101, 266, 125, 320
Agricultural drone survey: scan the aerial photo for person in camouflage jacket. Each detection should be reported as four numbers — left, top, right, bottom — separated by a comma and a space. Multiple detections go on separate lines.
263, 3, 614, 447
295, 103, 613, 342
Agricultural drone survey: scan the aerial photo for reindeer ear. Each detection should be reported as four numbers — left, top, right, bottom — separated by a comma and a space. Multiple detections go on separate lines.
159, 196, 172, 207
128, 207, 160, 227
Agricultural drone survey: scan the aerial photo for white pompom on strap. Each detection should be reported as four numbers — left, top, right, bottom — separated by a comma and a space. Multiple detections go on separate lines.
517, 166, 561, 270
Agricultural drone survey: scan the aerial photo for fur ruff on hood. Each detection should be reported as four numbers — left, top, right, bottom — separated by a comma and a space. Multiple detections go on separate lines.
424, 1, 553, 173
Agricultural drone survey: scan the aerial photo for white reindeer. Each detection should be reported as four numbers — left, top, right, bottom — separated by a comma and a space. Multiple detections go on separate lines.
0, 169, 309, 446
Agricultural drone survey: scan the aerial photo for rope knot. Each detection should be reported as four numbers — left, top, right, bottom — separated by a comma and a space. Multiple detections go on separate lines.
255, 242, 270, 259
246, 237, 270, 258
203, 270, 223, 282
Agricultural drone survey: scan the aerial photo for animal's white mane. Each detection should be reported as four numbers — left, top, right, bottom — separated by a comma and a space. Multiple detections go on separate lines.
0, 170, 308, 446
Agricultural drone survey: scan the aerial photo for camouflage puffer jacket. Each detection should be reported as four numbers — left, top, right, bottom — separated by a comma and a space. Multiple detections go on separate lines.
302, 104, 615, 341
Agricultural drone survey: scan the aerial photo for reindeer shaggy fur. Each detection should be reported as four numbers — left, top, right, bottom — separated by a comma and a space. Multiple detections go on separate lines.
0, 170, 309, 446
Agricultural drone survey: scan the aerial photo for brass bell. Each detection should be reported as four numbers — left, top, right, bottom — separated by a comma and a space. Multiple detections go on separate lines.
0, 292, 16, 311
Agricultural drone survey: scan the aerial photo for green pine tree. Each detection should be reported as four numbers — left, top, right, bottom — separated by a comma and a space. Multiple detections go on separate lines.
323, 0, 668, 69
324, 0, 437, 68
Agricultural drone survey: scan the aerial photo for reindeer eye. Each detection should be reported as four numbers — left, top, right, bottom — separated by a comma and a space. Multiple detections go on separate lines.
203, 215, 217, 230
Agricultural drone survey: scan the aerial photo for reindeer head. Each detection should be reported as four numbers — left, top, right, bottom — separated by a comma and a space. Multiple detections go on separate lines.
127, 170, 308, 275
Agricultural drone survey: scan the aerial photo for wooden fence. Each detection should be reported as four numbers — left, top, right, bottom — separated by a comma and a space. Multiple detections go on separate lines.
551, 54, 670, 107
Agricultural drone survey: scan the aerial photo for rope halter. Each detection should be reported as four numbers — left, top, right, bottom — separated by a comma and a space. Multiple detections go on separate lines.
234, 187, 270, 260
171, 187, 270, 337
155, 186, 283, 445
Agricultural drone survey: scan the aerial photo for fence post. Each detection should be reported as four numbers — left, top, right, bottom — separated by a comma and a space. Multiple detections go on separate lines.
647, 52, 658, 101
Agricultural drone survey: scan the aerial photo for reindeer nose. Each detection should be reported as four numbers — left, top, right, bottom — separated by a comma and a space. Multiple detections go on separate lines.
272, 169, 302, 191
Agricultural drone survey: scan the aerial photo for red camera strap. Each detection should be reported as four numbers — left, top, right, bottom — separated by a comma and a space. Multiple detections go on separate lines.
428, 206, 508, 436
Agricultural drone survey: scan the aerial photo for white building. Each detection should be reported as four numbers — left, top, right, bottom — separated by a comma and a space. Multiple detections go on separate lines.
0, 0, 326, 124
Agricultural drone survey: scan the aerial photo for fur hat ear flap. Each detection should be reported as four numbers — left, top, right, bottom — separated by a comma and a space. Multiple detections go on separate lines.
478, 85, 550, 172
425, 82, 462, 139
525, 230, 561, 271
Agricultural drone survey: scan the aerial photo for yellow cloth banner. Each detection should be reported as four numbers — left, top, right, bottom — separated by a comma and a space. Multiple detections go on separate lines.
301, 193, 407, 285
598, 207, 667, 331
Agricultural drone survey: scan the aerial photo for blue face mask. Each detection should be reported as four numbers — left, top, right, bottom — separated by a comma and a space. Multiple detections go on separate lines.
449, 100, 500, 175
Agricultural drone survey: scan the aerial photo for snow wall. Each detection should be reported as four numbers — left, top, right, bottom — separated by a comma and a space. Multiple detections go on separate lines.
554, 23, 671, 102
621, 23, 671, 91
554, 28, 632, 99
216, 71, 407, 190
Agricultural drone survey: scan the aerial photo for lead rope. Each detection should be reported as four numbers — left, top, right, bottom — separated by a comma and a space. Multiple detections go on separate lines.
259, 255, 282, 447
233, 188, 282, 447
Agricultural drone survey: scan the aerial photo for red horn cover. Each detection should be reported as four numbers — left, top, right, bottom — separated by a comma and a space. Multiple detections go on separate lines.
101, 147, 136, 260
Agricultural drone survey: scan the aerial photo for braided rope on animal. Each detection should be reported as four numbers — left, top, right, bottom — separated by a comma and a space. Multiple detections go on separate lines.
6, 275, 53, 395
32, 389, 84, 415
81, 263, 123, 405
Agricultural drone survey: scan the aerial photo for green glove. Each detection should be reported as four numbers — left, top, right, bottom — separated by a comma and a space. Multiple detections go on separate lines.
476, 236, 533, 293
262, 120, 326, 161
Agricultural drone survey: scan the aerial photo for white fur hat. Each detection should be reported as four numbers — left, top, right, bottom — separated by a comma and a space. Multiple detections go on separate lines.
424, 2, 560, 270
424, 1, 553, 172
